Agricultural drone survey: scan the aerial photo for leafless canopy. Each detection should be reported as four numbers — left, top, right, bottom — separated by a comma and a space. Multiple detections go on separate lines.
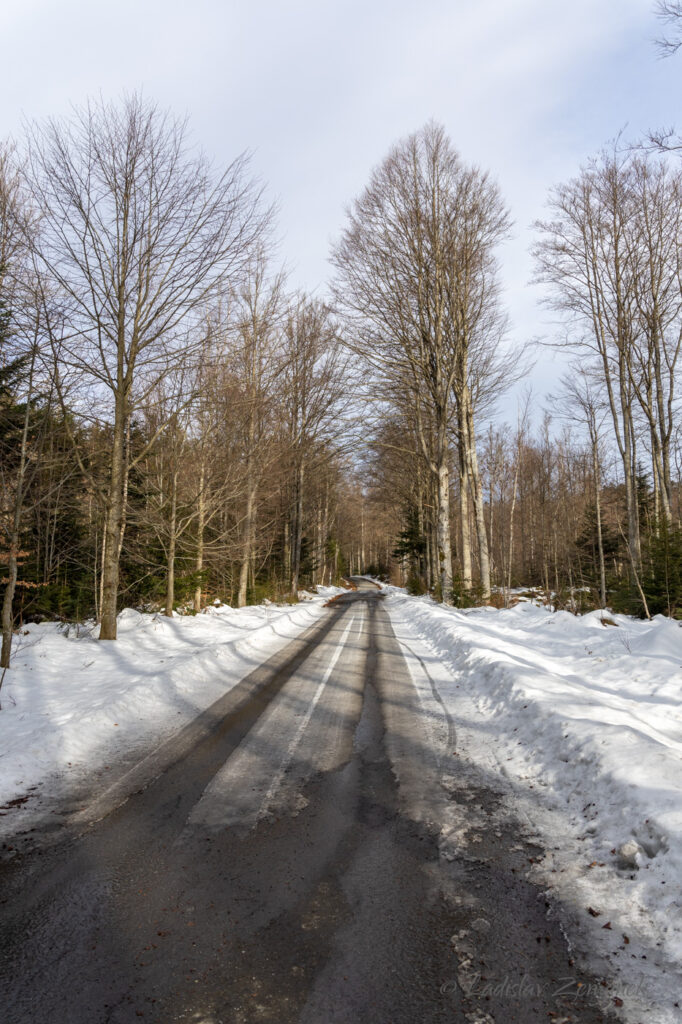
27, 93, 271, 415
332, 122, 511, 600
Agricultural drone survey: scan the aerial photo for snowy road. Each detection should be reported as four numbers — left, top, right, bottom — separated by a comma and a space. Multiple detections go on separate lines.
0, 581, 621, 1023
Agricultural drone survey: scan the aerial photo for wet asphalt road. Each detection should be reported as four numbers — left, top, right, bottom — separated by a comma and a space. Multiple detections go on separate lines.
0, 581, 622, 1023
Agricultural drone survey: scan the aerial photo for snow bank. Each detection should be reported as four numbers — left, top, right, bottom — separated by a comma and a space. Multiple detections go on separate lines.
384, 591, 682, 1023
0, 599, 327, 829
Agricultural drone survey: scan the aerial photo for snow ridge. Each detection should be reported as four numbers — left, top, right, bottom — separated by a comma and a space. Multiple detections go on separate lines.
384, 589, 682, 1024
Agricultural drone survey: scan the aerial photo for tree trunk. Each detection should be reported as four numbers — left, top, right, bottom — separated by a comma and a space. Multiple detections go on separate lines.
0, 535, 19, 670
315, 505, 323, 586
430, 489, 440, 593
360, 502, 365, 573
622, 403, 641, 574
97, 520, 107, 623
507, 460, 519, 598
458, 449, 472, 591
99, 392, 127, 641
436, 460, 454, 604
592, 436, 607, 609
165, 466, 178, 617
651, 428, 671, 525
321, 488, 329, 584
238, 481, 257, 608
194, 460, 205, 612
2, 351, 37, 667
290, 462, 304, 597
621, 444, 640, 574
419, 486, 431, 590
465, 396, 491, 599
283, 516, 291, 582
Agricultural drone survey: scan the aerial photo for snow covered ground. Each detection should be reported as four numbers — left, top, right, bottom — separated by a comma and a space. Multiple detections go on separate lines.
0, 593, 336, 840
383, 587, 682, 1024
2, 579, 681, 1020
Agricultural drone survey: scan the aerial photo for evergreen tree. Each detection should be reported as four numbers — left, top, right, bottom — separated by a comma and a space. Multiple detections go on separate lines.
574, 503, 619, 593
393, 506, 427, 593
643, 521, 682, 618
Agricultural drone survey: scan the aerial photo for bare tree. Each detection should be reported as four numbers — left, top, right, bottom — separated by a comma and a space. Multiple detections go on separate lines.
533, 148, 644, 575
27, 95, 270, 638
228, 255, 286, 606
281, 297, 351, 596
627, 157, 682, 524
332, 122, 510, 602
556, 368, 609, 607
534, 146, 682, 593
449, 202, 512, 599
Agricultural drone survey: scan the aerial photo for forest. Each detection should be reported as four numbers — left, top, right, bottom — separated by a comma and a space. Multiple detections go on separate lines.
3, 83, 682, 667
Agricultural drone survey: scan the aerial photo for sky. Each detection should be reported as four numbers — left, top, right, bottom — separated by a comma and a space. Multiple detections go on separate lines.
3, 0, 681, 423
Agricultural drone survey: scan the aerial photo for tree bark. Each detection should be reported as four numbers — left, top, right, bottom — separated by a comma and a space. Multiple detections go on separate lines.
0, 539, 19, 670
290, 462, 305, 597
464, 391, 491, 599
592, 436, 607, 608
194, 459, 205, 612
507, 458, 519, 598
283, 518, 291, 583
1, 351, 36, 668
622, 398, 642, 572
436, 461, 454, 603
99, 395, 126, 640
238, 480, 257, 608
165, 465, 178, 617
458, 441, 473, 591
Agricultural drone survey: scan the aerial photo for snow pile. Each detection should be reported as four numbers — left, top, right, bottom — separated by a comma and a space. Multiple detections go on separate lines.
0, 599, 327, 826
385, 591, 682, 1022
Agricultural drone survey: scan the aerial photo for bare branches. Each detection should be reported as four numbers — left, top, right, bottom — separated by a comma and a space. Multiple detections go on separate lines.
332, 121, 511, 600
533, 145, 682, 591
27, 94, 271, 414
655, 1, 682, 57
22, 94, 271, 638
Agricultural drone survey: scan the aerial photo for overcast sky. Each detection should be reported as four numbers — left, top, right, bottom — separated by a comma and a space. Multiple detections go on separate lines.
4, 0, 681, 421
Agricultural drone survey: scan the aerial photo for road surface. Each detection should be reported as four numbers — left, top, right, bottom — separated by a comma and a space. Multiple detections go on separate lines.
0, 581, 620, 1023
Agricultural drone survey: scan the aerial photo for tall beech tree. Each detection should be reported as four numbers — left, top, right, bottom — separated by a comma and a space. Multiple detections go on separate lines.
332, 122, 510, 602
